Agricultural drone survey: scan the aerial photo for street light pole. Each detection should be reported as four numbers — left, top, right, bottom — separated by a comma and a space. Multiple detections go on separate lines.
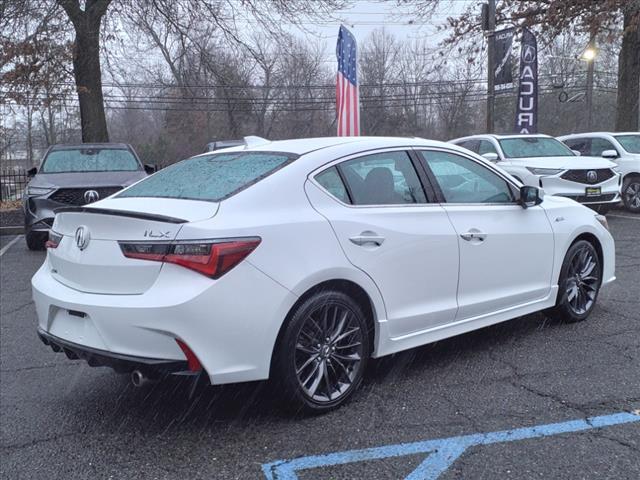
486, 0, 496, 133
584, 35, 596, 130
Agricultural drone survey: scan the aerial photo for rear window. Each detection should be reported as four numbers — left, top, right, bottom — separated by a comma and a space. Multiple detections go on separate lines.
42, 148, 140, 173
118, 151, 296, 202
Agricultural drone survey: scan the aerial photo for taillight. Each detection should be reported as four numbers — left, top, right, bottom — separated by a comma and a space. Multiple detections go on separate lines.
119, 238, 261, 278
45, 231, 63, 249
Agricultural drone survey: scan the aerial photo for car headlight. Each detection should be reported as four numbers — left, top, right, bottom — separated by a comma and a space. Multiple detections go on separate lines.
26, 186, 54, 196
526, 167, 564, 176
595, 214, 609, 231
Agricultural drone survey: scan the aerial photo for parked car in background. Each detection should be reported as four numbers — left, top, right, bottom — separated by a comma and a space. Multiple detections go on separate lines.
449, 134, 621, 214
558, 132, 640, 213
33, 136, 614, 412
23, 143, 153, 250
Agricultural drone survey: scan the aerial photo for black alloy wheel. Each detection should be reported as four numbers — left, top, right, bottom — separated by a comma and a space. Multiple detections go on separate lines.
273, 290, 370, 413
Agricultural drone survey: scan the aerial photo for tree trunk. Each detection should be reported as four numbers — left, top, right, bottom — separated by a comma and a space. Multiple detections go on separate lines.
615, 6, 640, 131
72, 24, 109, 142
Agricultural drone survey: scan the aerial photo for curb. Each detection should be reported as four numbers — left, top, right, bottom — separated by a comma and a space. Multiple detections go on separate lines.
0, 226, 24, 236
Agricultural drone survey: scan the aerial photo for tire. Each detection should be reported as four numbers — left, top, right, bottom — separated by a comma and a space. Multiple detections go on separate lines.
25, 230, 47, 251
272, 290, 371, 413
547, 240, 602, 323
622, 176, 640, 213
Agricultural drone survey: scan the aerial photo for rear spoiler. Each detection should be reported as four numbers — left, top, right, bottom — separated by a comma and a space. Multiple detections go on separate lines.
54, 206, 188, 224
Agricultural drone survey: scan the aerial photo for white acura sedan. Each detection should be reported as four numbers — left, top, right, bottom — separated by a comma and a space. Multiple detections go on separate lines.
33, 136, 615, 412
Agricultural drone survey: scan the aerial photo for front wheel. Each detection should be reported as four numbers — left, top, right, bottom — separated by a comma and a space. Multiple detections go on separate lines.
547, 240, 602, 323
622, 177, 640, 213
272, 290, 371, 413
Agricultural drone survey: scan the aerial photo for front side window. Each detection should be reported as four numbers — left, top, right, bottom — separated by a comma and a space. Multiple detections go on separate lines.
338, 151, 427, 205
457, 140, 479, 153
41, 148, 140, 173
563, 138, 590, 156
419, 150, 515, 204
589, 138, 616, 156
118, 151, 295, 202
499, 137, 575, 158
478, 140, 498, 156
614, 134, 640, 154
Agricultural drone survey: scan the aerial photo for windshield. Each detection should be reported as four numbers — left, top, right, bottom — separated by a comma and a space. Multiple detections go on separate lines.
498, 137, 575, 158
117, 151, 296, 202
41, 148, 140, 173
614, 134, 640, 154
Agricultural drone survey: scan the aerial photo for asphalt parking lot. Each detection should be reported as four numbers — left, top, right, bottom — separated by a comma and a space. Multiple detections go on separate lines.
1, 212, 639, 480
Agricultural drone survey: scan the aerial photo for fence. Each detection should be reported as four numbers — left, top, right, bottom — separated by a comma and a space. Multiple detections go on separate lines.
0, 169, 29, 202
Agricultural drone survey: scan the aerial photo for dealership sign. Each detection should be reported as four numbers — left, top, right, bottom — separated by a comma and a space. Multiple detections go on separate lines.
494, 28, 515, 88
514, 29, 538, 133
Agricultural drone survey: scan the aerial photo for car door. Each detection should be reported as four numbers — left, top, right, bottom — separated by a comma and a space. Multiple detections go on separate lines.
416, 148, 555, 320
305, 149, 460, 338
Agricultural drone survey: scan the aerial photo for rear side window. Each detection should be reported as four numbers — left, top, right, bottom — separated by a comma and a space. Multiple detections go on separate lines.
338, 151, 427, 205
315, 167, 350, 203
118, 151, 295, 202
42, 148, 140, 173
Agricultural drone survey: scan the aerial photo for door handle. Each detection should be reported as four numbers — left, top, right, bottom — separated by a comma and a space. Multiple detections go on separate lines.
460, 231, 487, 242
349, 232, 385, 247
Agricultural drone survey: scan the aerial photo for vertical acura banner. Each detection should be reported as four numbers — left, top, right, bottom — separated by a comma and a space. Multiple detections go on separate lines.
514, 29, 538, 133
494, 28, 515, 88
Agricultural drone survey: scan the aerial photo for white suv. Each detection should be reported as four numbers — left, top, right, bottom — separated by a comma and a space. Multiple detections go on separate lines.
450, 134, 621, 214
558, 132, 640, 213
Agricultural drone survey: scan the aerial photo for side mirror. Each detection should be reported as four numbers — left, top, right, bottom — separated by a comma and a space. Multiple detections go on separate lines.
144, 164, 157, 174
571, 149, 581, 156
27, 167, 38, 177
481, 152, 499, 162
519, 185, 544, 209
601, 149, 618, 159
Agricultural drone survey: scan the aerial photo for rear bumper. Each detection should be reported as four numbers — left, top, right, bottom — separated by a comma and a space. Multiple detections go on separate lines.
37, 327, 189, 375
31, 257, 297, 385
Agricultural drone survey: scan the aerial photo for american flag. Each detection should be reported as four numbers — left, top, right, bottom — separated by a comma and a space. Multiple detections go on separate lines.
336, 25, 360, 136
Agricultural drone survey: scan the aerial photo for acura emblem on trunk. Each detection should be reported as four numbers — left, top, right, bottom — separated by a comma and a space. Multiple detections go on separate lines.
75, 226, 90, 250
84, 190, 99, 204
587, 170, 598, 183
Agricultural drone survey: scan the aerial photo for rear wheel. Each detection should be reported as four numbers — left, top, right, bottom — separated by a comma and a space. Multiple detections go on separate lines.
547, 240, 602, 323
273, 290, 371, 413
25, 229, 46, 251
622, 176, 640, 213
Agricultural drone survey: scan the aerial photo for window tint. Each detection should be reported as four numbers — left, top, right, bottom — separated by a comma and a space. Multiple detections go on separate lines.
419, 150, 514, 204
478, 140, 498, 156
118, 151, 294, 201
315, 167, 350, 203
615, 134, 640, 153
563, 138, 590, 155
589, 138, 616, 156
42, 148, 140, 173
498, 137, 574, 158
457, 140, 479, 153
338, 151, 427, 205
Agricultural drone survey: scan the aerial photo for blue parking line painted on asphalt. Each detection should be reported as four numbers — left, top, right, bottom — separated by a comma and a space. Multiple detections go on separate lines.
262, 411, 640, 480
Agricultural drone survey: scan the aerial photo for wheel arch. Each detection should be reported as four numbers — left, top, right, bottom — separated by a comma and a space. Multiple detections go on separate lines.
270, 278, 379, 375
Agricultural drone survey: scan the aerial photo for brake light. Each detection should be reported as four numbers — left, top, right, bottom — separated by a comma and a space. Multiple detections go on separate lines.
119, 238, 261, 278
45, 231, 63, 249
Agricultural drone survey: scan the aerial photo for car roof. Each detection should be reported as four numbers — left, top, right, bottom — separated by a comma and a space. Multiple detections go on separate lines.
49, 143, 132, 151
452, 133, 553, 142
193, 136, 457, 157
558, 132, 639, 139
